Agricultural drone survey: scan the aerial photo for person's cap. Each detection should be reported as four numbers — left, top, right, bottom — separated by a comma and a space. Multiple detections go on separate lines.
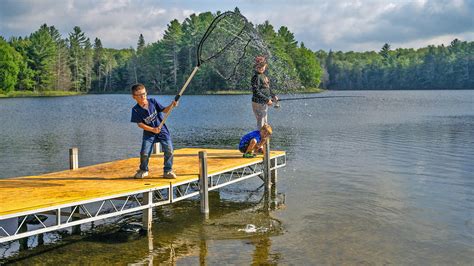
255, 56, 267, 68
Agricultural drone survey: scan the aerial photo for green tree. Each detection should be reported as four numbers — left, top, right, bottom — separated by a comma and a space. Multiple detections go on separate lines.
137, 34, 145, 54
0, 39, 22, 92
294, 43, 322, 88
162, 19, 183, 90
93, 38, 105, 91
9, 37, 35, 91
28, 24, 57, 91
68, 26, 88, 91
49, 26, 72, 90
379, 43, 392, 65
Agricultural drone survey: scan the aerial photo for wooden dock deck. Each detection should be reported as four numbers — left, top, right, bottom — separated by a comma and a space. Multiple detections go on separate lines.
0, 148, 286, 243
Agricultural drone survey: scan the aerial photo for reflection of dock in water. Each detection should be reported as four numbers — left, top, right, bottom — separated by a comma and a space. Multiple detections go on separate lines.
135, 191, 286, 265
3, 188, 286, 264
0, 147, 286, 256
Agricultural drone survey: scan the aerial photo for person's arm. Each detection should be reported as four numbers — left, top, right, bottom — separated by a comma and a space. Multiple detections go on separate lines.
267, 77, 278, 102
137, 123, 160, 134
162, 101, 178, 114
270, 88, 278, 101
255, 137, 268, 153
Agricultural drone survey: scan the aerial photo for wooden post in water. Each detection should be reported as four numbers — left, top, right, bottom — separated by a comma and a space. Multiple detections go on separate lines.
142, 191, 153, 233
69, 148, 81, 233
271, 158, 278, 184
264, 139, 271, 191
18, 217, 28, 251
69, 147, 78, 170
71, 206, 81, 235
199, 151, 209, 217
270, 155, 278, 210
152, 143, 161, 154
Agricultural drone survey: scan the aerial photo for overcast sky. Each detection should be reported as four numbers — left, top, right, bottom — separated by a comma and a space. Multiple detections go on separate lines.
1, 0, 473, 51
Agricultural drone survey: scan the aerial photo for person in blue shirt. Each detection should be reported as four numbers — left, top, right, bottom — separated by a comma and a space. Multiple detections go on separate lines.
239, 124, 273, 158
130, 83, 177, 179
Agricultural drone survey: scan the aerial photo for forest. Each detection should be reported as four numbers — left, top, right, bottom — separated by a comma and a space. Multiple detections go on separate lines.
1, 9, 472, 95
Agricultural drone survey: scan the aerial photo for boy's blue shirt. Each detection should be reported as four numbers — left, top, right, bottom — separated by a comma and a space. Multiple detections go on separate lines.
131, 98, 170, 138
239, 130, 261, 150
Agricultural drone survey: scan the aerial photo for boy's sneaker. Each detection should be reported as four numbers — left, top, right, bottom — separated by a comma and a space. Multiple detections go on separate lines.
243, 152, 256, 158
134, 170, 149, 179
163, 171, 177, 179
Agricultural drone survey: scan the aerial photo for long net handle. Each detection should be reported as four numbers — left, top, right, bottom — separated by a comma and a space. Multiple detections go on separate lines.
158, 66, 200, 130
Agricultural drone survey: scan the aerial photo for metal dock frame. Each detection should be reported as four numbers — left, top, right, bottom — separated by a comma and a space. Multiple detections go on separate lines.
0, 151, 286, 244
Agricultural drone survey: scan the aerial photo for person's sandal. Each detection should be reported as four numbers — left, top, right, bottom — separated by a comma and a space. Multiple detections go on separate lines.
243, 153, 256, 158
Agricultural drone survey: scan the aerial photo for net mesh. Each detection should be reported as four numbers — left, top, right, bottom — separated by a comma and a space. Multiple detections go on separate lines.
198, 11, 300, 94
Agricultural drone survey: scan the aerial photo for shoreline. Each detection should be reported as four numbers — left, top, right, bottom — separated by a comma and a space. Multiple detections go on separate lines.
0, 91, 84, 98
0, 88, 325, 98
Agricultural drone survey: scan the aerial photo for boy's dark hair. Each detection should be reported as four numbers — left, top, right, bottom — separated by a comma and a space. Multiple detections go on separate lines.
131, 83, 146, 94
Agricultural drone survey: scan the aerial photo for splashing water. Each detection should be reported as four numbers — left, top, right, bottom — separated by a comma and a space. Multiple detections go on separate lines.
238, 224, 269, 233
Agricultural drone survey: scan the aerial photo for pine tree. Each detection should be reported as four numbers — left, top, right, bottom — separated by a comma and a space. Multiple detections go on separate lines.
137, 34, 145, 54
68, 26, 87, 91
162, 19, 183, 90
93, 38, 105, 91
49, 26, 71, 90
28, 24, 57, 91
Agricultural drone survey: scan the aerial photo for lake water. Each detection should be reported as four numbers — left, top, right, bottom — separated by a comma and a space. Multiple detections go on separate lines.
1, 90, 473, 264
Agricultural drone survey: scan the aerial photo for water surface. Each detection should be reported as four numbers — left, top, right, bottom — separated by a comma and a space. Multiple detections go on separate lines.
1, 90, 473, 264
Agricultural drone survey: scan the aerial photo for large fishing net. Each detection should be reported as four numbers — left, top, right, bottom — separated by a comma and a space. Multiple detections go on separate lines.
159, 11, 299, 128
198, 11, 300, 93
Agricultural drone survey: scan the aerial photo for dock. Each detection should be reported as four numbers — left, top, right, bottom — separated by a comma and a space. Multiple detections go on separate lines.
0, 147, 286, 243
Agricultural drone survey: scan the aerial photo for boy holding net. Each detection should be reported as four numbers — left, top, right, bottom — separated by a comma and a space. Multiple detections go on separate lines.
251, 56, 279, 130
239, 124, 273, 158
130, 83, 178, 179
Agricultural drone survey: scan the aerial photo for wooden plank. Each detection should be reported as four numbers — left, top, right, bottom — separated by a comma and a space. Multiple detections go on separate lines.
0, 148, 285, 216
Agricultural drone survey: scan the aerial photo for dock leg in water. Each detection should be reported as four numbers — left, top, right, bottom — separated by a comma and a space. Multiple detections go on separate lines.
199, 151, 209, 218
18, 217, 28, 251
142, 191, 153, 234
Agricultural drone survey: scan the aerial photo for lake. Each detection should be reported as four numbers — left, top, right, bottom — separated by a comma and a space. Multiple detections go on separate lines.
1, 90, 473, 264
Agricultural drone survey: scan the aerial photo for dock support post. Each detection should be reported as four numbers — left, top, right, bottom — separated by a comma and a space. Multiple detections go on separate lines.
69, 147, 78, 170
152, 143, 161, 154
199, 151, 209, 217
71, 206, 81, 235
271, 158, 278, 184
264, 139, 271, 191
270, 157, 278, 210
18, 218, 28, 251
142, 191, 153, 233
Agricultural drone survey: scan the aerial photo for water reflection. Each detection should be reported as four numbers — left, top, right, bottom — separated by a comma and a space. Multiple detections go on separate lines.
2, 185, 285, 264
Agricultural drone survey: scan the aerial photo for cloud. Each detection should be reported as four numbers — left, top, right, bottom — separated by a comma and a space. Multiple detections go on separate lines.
0, 0, 197, 48
240, 0, 474, 51
0, 0, 472, 51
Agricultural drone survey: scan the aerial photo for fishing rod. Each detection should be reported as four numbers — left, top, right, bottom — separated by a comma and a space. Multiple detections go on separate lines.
273, 95, 364, 108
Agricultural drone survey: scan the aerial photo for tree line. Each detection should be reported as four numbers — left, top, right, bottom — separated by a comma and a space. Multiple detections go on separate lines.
0, 9, 321, 94
316, 40, 473, 90
1, 9, 472, 94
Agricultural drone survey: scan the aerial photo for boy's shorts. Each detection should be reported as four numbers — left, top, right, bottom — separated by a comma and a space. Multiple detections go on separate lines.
239, 141, 250, 153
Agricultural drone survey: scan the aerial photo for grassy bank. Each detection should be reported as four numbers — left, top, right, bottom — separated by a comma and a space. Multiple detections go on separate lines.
0, 91, 84, 98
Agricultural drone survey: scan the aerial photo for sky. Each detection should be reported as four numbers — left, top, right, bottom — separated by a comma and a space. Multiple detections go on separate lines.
0, 0, 473, 52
